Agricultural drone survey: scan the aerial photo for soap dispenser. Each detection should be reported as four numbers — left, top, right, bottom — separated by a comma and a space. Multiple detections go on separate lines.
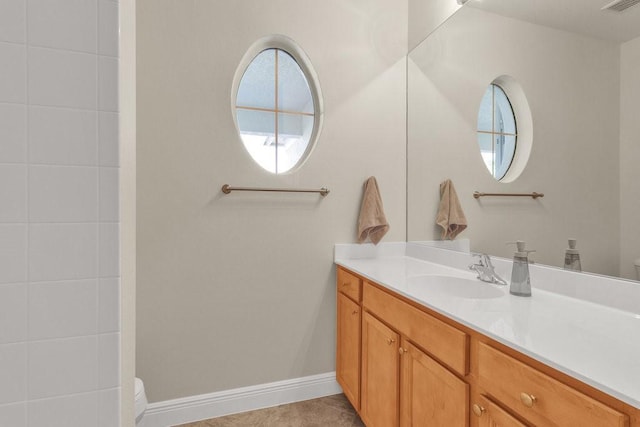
564, 238, 581, 272
508, 240, 535, 297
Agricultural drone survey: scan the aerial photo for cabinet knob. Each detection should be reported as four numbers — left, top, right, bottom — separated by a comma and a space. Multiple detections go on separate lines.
342, 282, 349, 287
520, 392, 537, 408
472, 404, 486, 417
386, 338, 396, 345
351, 310, 358, 315
398, 347, 407, 355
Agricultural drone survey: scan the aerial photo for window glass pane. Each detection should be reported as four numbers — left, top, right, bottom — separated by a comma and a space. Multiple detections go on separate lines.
494, 134, 516, 180
236, 49, 276, 110
493, 85, 516, 135
237, 108, 276, 135
276, 113, 314, 173
477, 86, 493, 132
236, 109, 276, 173
277, 51, 313, 114
477, 133, 494, 174
477, 83, 518, 180
234, 37, 322, 175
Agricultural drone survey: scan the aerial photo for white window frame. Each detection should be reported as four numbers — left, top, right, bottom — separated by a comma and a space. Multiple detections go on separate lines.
231, 35, 324, 174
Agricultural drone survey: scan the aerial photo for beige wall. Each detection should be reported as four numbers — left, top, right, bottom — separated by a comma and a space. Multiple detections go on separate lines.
137, 0, 407, 402
620, 36, 640, 280
408, 0, 460, 51
407, 7, 621, 275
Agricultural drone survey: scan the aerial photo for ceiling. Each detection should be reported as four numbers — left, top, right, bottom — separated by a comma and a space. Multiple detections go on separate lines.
469, 0, 640, 43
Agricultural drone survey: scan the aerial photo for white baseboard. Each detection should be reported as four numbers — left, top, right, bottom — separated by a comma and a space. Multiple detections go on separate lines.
143, 372, 342, 427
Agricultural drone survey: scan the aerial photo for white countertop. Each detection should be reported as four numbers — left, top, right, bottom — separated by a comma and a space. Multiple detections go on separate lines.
335, 243, 640, 409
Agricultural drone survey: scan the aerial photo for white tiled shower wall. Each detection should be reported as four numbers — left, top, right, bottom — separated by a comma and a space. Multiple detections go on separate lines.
0, 0, 120, 426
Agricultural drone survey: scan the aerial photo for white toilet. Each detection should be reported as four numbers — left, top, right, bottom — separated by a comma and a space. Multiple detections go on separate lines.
635, 259, 640, 281
135, 377, 148, 426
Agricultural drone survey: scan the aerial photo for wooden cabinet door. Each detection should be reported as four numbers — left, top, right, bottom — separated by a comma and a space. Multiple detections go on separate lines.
337, 292, 361, 410
361, 311, 400, 427
400, 339, 468, 426
472, 395, 527, 427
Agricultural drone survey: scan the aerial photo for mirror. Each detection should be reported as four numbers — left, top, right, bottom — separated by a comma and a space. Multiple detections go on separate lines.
407, 0, 640, 280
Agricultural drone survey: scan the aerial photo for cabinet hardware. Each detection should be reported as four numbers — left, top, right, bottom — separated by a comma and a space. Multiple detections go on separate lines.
520, 392, 537, 408
386, 338, 396, 345
352, 310, 358, 315
398, 347, 407, 355
472, 404, 486, 417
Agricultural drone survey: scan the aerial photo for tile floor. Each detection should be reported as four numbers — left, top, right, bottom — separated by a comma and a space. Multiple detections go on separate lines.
175, 394, 365, 427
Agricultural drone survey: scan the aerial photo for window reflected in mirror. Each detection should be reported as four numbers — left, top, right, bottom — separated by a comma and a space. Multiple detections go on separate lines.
477, 84, 517, 180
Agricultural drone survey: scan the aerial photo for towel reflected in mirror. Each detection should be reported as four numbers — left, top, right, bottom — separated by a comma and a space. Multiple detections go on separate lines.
436, 179, 467, 240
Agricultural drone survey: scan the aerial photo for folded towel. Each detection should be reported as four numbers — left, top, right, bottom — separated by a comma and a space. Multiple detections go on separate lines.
436, 179, 467, 240
357, 177, 389, 245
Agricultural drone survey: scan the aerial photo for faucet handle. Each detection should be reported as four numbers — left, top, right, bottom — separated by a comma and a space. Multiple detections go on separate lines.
471, 252, 487, 265
472, 253, 495, 268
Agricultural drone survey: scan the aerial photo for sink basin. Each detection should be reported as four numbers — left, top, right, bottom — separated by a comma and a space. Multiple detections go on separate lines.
407, 275, 505, 299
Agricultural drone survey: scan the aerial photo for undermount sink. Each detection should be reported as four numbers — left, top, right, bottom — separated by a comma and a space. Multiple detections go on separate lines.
407, 275, 505, 299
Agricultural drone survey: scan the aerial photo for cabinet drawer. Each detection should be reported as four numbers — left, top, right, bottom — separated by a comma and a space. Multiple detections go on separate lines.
473, 395, 527, 427
363, 281, 468, 375
337, 267, 361, 302
477, 342, 627, 427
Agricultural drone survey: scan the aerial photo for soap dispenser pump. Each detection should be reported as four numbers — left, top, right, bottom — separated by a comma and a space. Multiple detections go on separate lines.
564, 238, 581, 272
508, 240, 535, 297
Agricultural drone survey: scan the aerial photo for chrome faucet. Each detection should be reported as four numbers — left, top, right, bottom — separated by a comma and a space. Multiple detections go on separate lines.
469, 253, 508, 286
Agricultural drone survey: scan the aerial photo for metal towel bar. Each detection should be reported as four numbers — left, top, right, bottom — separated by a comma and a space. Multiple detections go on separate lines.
473, 191, 544, 199
221, 184, 330, 197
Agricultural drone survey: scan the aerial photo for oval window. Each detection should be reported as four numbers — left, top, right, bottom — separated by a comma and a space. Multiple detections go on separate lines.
477, 84, 517, 180
233, 36, 323, 174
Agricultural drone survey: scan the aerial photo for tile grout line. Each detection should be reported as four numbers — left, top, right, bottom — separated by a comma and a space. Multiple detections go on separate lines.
95, 0, 102, 417
0, 99, 118, 114
0, 38, 118, 59
24, 0, 30, 421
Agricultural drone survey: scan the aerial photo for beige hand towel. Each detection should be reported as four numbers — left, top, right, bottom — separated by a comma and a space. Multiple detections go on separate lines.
436, 179, 467, 240
357, 177, 389, 245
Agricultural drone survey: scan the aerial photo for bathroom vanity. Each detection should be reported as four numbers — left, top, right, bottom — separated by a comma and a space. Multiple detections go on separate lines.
335, 243, 640, 426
